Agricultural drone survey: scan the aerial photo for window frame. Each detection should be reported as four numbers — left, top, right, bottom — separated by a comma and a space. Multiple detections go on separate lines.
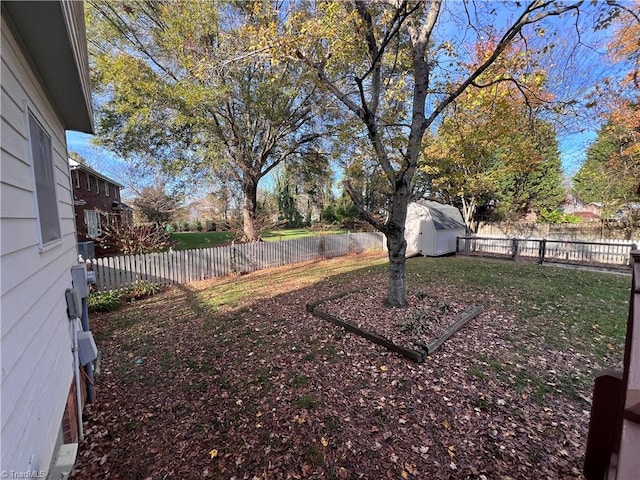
84, 209, 101, 238
26, 107, 62, 251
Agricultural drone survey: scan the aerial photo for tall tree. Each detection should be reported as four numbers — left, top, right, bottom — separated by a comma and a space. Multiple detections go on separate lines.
287, 150, 335, 222
422, 48, 565, 230
87, 1, 326, 242
284, 0, 591, 306
274, 165, 303, 227
574, 0, 639, 234
132, 185, 181, 225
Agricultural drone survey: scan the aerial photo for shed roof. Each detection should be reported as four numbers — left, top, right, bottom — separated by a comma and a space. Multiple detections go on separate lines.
411, 200, 466, 230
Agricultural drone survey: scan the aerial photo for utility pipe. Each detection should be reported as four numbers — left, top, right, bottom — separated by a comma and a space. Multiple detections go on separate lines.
72, 317, 84, 442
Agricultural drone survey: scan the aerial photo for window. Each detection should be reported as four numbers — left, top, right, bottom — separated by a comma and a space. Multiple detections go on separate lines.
74, 169, 80, 188
28, 111, 61, 246
86, 173, 91, 190
84, 209, 101, 238
95, 176, 99, 194
104, 180, 109, 197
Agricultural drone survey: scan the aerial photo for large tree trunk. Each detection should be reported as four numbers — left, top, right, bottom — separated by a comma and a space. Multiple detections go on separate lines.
461, 196, 477, 232
242, 176, 260, 242
385, 182, 411, 307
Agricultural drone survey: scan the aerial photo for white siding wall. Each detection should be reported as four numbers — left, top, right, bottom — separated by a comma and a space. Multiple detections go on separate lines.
1, 16, 78, 475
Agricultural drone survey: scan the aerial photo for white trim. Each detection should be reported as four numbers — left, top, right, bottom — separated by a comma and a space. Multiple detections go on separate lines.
84, 209, 101, 238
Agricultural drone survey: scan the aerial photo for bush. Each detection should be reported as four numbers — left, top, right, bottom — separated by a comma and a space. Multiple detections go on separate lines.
88, 290, 122, 313
88, 281, 163, 313
537, 209, 582, 224
121, 281, 163, 301
204, 219, 216, 232
96, 213, 177, 255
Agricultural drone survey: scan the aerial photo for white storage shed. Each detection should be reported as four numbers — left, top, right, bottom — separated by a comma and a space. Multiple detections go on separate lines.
405, 201, 466, 257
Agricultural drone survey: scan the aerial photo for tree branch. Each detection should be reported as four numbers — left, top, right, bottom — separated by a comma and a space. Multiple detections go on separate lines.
343, 179, 387, 232
423, 0, 583, 130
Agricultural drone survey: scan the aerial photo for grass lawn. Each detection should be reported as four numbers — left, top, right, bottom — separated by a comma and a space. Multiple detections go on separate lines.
171, 228, 348, 250
75, 255, 631, 479
170, 231, 235, 250
262, 228, 347, 242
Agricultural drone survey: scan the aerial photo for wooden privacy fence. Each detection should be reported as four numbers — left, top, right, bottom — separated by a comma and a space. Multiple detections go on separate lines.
457, 236, 639, 270
89, 232, 385, 292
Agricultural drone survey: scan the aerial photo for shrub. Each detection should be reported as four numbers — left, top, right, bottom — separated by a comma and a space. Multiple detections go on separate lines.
204, 219, 216, 232
537, 209, 582, 224
122, 281, 162, 301
88, 290, 122, 313
96, 213, 177, 255
88, 281, 163, 313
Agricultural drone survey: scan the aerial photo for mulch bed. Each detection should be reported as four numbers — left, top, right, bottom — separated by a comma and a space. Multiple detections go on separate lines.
311, 286, 483, 360
71, 257, 596, 480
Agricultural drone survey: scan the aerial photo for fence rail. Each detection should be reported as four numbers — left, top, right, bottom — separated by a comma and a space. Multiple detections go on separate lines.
457, 236, 638, 270
89, 232, 385, 291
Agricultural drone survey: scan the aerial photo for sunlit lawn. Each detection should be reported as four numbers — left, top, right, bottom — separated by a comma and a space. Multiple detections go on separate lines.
170, 231, 235, 250
170, 228, 348, 250
261, 228, 347, 242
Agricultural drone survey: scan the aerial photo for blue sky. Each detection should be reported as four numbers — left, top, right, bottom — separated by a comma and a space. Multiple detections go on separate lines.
69, 1, 629, 199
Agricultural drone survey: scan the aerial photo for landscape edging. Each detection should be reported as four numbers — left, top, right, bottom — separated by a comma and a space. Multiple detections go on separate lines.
307, 292, 484, 363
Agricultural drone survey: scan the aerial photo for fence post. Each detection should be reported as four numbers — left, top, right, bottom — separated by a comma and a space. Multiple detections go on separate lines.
511, 238, 519, 261
538, 239, 546, 265
231, 241, 238, 274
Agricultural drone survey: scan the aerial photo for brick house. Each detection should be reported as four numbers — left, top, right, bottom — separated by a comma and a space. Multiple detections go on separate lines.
69, 158, 132, 250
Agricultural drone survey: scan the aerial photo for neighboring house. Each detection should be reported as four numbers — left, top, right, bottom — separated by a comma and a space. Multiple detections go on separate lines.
1, 1, 94, 478
558, 191, 586, 214
584, 202, 604, 216
573, 211, 601, 223
69, 158, 131, 246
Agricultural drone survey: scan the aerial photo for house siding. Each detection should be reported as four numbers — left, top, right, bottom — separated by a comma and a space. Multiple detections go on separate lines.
1, 15, 79, 476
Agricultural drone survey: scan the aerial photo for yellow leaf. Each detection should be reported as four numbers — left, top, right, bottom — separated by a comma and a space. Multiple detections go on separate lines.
380, 365, 388, 372
321, 437, 329, 447
401, 471, 408, 478
209, 449, 218, 459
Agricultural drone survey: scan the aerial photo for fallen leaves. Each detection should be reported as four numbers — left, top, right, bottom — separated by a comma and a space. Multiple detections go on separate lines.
70, 256, 616, 480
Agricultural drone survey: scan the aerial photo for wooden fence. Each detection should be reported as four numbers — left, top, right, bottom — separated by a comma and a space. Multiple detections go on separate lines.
89, 232, 385, 291
457, 236, 639, 270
